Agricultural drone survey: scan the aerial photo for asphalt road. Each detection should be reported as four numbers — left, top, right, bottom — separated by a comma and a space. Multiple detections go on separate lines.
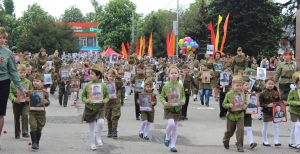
0, 89, 299, 154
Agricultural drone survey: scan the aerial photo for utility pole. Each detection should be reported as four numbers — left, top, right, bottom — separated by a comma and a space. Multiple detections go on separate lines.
175, 0, 179, 56
131, 11, 134, 52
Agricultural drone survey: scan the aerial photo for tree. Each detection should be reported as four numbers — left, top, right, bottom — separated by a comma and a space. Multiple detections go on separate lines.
3, 14, 22, 47
97, 0, 136, 52
205, 0, 283, 57
85, 12, 96, 22
90, 0, 103, 22
61, 5, 85, 22
3, 0, 14, 16
17, 19, 79, 54
0, 1, 5, 27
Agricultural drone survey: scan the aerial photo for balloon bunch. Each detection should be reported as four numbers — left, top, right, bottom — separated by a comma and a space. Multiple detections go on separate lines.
178, 37, 199, 54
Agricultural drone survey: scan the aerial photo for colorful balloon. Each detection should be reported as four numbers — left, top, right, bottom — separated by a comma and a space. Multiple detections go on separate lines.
190, 42, 195, 47
184, 41, 189, 46
187, 45, 191, 51
194, 44, 199, 48
179, 39, 184, 45
182, 46, 187, 51
192, 48, 196, 52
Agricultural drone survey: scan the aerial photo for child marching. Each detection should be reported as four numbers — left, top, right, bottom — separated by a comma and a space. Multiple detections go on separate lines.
81, 64, 109, 151
160, 65, 185, 152
222, 75, 247, 152
138, 78, 157, 140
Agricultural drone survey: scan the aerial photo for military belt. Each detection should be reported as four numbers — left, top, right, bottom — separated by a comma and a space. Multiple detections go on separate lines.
281, 76, 291, 79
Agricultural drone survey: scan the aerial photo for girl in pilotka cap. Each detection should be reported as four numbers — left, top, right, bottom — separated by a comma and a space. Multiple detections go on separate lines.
160, 65, 185, 152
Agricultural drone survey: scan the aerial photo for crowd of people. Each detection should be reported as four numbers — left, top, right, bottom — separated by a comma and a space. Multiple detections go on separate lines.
0, 26, 300, 153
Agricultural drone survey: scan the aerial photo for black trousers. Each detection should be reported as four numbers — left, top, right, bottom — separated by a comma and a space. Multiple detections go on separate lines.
182, 94, 190, 117
219, 92, 228, 117
59, 87, 68, 105
134, 92, 140, 118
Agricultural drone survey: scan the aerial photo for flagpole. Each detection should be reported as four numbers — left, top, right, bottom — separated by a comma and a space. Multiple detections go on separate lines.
175, 0, 179, 56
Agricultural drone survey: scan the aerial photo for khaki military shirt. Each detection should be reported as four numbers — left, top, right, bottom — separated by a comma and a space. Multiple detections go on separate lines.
274, 61, 300, 84
231, 55, 247, 71
200, 58, 213, 70
224, 57, 232, 68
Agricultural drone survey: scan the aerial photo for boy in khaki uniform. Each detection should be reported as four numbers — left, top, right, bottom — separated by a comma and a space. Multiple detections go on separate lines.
118, 69, 125, 106
131, 65, 146, 120
222, 75, 247, 152
105, 69, 123, 138
26, 73, 50, 149
9, 64, 33, 139
196, 62, 214, 106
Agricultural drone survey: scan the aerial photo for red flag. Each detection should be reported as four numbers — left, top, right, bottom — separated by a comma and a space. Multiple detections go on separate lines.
121, 42, 128, 59
207, 22, 216, 59
166, 30, 169, 56
135, 39, 139, 55
220, 13, 230, 55
148, 32, 153, 57
126, 41, 130, 55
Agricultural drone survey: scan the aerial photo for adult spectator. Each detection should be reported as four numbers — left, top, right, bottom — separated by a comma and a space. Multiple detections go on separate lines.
231, 47, 247, 75
0, 27, 27, 150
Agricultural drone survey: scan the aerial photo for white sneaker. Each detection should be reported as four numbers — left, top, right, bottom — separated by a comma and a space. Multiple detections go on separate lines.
97, 139, 103, 146
91, 144, 97, 150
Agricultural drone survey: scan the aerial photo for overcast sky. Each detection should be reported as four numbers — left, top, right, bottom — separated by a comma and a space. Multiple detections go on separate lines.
12, 0, 290, 19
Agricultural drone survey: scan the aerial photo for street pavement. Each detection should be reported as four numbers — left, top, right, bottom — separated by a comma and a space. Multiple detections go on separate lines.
0, 89, 299, 154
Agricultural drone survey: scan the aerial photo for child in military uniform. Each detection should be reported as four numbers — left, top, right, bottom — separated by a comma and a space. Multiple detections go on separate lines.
222, 75, 247, 152
50, 67, 58, 94
81, 64, 109, 151
138, 79, 157, 140
58, 66, 70, 107
25, 64, 33, 85
197, 62, 214, 107
251, 75, 265, 120
26, 73, 50, 149
9, 64, 33, 139
160, 65, 186, 152
132, 65, 146, 120
241, 76, 257, 149
181, 65, 198, 120
287, 71, 300, 149
251, 60, 258, 70
259, 77, 282, 147
216, 68, 232, 119
70, 69, 81, 105
118, 70, 125, 106
105, 69, 123, 138
43, 64, 52, 98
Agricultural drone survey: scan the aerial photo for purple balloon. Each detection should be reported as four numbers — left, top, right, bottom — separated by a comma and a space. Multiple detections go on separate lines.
194, 44, 199, 48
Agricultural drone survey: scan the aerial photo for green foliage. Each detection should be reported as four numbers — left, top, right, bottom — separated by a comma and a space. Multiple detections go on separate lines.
85, 12, 96, 22
89, 0, 103, 22
17, 19, 79, 55
61, 5, 85, 22
3, 0, 14, 16
97, 0, 136, 53
205, 0, 283, 56
3, 14, 22, 47
182, 0, 209, 54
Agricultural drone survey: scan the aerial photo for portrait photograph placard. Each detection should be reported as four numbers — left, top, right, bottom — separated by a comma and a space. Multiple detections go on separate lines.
201, 71, 211, 83
249, 78, 255, 92
139, 93, 153, 112
60, 69, 69, 81
110, 54, 118, 63
124, 72, 131, 82
220, 73, 229, 85
256, 67, 266, 80
46, 61, 53, 69
17, 84, 28, 103
168, 86, 181, 106
206, 45, 214, 55
13, 53, 22, 64
246, 93, 259, 114
231, 93, 244, 112
213, 63, 222, 72
135, 79, 144, 92
272, 102, 287, 123
71, 79, 80, 91
105, 81, 117, 99
89, 83, 102, 103
44, 73, 52, 85
29, 90, 45, 111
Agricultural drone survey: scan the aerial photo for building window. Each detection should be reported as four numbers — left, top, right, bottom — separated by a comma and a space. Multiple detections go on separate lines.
79, 37, 87, 47
87, 37, 94, 46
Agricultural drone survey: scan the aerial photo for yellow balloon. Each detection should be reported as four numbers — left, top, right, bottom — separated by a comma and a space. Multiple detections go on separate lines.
179, 39, 184, 44
187, 45, 191, 50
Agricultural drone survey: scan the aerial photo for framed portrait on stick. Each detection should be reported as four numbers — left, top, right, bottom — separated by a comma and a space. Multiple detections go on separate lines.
46, 61, 54, 69
17, 84, 28, 103
220, 73, 229, 86
135, 79, 144, 92
13, 53, 22, 64
71, 79, 80, 92
60, 69, 69, 81
167, 86, 181, 106
272, 102, 287, 123
246, 93, 259, 114
44, 74, 52, 85
105, 81, 117, 99
29, 90, 45, 111
139, 93, 153, 112
201, 71, 211, 83
124, 72, 131, 82
231, 92, 244, 112
88, 83, 103, 103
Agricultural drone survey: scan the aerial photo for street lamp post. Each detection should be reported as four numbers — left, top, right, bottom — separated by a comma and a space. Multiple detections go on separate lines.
175, 0, 179, 56
124, 4, 134, 54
